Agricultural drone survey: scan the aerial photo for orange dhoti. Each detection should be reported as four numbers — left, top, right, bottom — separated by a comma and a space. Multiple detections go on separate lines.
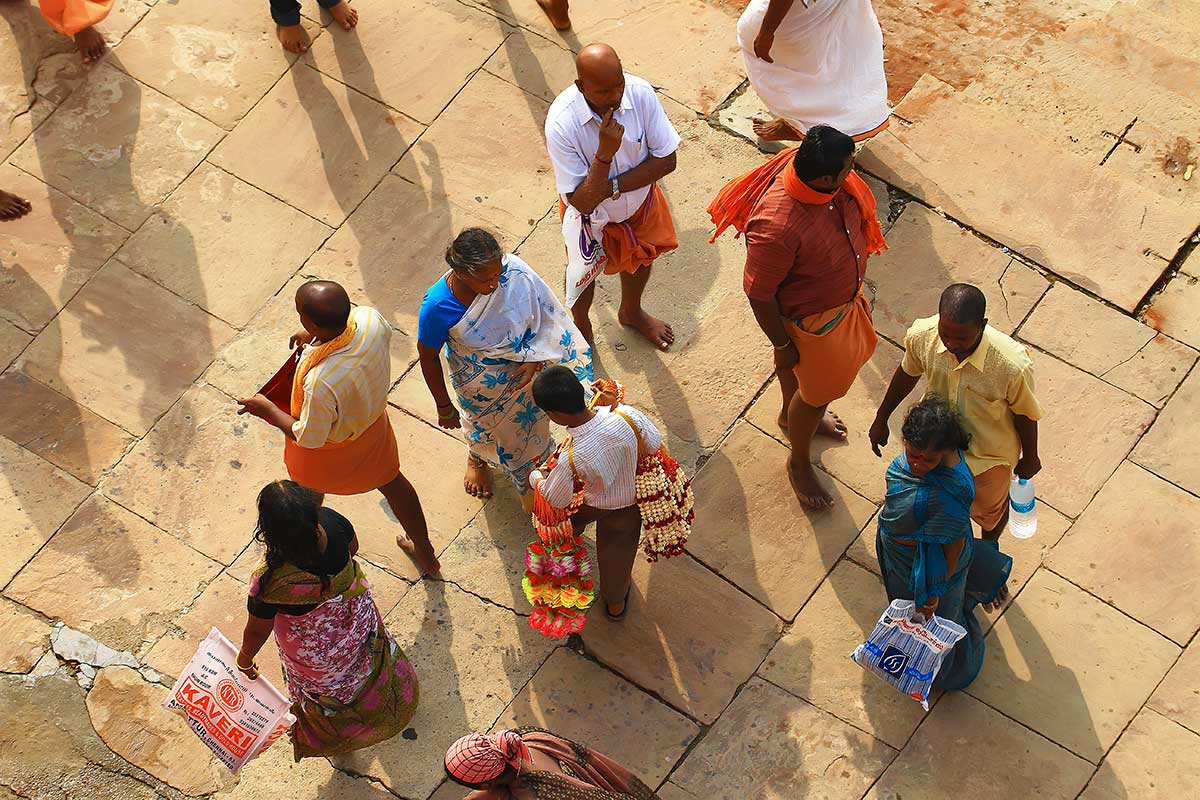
559, 184, 678, 276
284, 411, 401, 496
38, 0, 113, 35
784, 290, 878, 408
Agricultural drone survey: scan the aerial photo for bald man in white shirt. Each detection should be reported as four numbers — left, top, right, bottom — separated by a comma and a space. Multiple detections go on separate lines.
546, 43, 681, 350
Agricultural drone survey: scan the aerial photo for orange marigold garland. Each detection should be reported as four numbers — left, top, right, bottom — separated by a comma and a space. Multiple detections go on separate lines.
524, 449, 593, 639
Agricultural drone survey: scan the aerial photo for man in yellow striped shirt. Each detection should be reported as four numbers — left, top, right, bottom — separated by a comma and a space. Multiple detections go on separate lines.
238, 281, 439, 575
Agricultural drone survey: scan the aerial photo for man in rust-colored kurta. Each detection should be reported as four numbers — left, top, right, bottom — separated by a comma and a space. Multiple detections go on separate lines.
730, 125, 886, 509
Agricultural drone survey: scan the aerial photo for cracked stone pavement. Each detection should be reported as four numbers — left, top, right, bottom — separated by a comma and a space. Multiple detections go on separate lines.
1, 0, 1199, 798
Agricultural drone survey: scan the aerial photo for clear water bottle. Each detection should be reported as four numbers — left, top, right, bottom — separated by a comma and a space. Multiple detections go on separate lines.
1008, 475, 1037, 539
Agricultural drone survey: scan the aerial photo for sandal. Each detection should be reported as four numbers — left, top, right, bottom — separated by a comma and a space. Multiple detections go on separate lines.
604, 586, 632, 621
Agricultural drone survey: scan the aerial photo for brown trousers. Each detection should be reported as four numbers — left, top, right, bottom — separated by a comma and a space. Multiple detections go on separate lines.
571, 504, 641, 606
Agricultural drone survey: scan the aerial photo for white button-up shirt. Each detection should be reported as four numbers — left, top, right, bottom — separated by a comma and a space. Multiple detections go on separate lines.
530, 404, 664, 510
545, 73, 681, 223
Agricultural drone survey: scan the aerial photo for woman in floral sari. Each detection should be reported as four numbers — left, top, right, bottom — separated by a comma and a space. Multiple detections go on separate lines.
237, 480, 418, 760
418, 228, 593, 507
876, 398, 1011, 690
444, 727, 659, 799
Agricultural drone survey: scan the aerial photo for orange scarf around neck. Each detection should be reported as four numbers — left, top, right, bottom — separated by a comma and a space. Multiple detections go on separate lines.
707, 147, 888, 257
289, 316, 358, 418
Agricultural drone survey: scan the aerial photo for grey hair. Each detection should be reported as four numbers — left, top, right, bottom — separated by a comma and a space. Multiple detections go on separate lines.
445, 228, 503, 276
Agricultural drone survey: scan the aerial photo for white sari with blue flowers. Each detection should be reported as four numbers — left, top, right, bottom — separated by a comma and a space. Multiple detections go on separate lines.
445, 254, 593, 493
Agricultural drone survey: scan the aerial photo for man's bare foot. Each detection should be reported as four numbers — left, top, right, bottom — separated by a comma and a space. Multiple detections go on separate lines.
328, 0, 359, 30
618, 308, 674, 350
536, 0, 571, 30
276, 24, 310, 53
396, 534, 441, 577
816, 411, 848, 441
787, 455, 833, 510
0, 190, 31, 221
983, 581, 1010, 613
752, 117, 802, 142
74, 26, 106, 63
464, 456, 493, 499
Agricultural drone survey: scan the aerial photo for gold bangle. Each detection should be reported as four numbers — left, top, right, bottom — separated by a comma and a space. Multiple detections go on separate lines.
235, 655, 257, 670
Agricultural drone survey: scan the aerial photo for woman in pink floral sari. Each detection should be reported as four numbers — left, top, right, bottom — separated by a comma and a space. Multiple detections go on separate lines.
237, 480, 418, 760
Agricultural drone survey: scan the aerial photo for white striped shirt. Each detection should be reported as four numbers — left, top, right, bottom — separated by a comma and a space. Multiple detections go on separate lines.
292, 306, 392, 448
530, 404, 663, 510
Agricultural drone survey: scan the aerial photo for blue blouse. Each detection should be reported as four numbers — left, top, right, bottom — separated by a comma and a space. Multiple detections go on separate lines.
417, 276, 468, 349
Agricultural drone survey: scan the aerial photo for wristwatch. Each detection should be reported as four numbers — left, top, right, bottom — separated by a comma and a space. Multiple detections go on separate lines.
611, 178, 620, 201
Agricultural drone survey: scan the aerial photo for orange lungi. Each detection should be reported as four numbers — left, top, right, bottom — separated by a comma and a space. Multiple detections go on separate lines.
283, 411, 401, 496
559, 184, 678, 275
784, 289, 877, 408
38, 0, 113, 35
970, 465, 1013, 531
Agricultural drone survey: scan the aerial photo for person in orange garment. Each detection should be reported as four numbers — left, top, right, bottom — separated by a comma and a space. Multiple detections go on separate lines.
709, 125, 887, 510
31, 0, 110, 63
546, 43, 680, 350
236, 280, 440, 576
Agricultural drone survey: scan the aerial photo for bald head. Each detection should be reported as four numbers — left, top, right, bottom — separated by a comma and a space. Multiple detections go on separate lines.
575, 43, 625, 115
939, 283, 986, 325
296, 280, 351, 333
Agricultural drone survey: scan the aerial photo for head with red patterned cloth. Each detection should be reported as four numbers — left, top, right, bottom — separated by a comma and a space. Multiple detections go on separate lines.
444, 730, 531, 789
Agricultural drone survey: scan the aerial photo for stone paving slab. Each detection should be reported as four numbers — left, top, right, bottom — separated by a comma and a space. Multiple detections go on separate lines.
305, 174, 504, 336
483, 27, 576, 105
103, 384, 284, 565
0, 597, 51, 673
393, 69, 553, 240
0, 434, 90, 586
689, 422, 876, 620
18, 261, 236, 437
1080, 707, 1200, 800
115, 161, 332, 327
316, 408, 486, 581
468, 0, 743, 115
670, 677, 896, 800
1149, 640, 1200, 734
210, 63, 422, 227
225, 742, 398, 799
858, 74, 1191, 312
113, 0, 315, 129
0, 369, 134, 485
1022, 282, 1197, 407
7, 495, 222, 656
1146, 270, 1200, 351
746, 339, 906, 505
305, 0, 510, 125
870, 202, 1048, 343
0, 322, 29, 372
143, 572, 285, 685
492, 648, 699, 785
1131, 362, 1200, 496
0, 163, 127, 333
339, 580, 557, 798
580, 549, 783, 724
760, 560, 928, 749
0, 671, 166, 800
1030, 348, 1157, 518
866, 691, 1095, 800
1048, 461, 1200, 644
434, 491, 534, 614
11, 64, 223, 232
968, 569, 1180, 763
87, 665, 231, 796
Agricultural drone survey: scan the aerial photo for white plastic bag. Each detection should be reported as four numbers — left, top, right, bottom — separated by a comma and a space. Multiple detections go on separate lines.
163, 627, 296, 772
851, 599, 966, 710
562, 203, 609, 308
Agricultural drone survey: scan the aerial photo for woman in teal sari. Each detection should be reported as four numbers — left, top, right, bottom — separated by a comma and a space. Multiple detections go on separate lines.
876, 397, 1011, 690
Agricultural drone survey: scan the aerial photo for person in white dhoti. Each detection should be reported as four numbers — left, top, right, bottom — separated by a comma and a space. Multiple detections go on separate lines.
738, 0, 891, 143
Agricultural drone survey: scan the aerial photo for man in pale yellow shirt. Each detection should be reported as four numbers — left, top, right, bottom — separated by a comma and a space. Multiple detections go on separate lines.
870, 284, 1043, 547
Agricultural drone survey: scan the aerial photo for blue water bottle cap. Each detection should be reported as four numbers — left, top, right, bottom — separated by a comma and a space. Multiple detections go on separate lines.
1018, 478, 1028, 485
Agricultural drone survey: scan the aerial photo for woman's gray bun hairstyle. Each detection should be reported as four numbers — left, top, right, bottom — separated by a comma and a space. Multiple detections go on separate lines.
445, 228, 503, 276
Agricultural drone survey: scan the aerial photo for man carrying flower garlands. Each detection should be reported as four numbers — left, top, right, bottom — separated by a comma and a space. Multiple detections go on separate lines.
527, 367, 693, 632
